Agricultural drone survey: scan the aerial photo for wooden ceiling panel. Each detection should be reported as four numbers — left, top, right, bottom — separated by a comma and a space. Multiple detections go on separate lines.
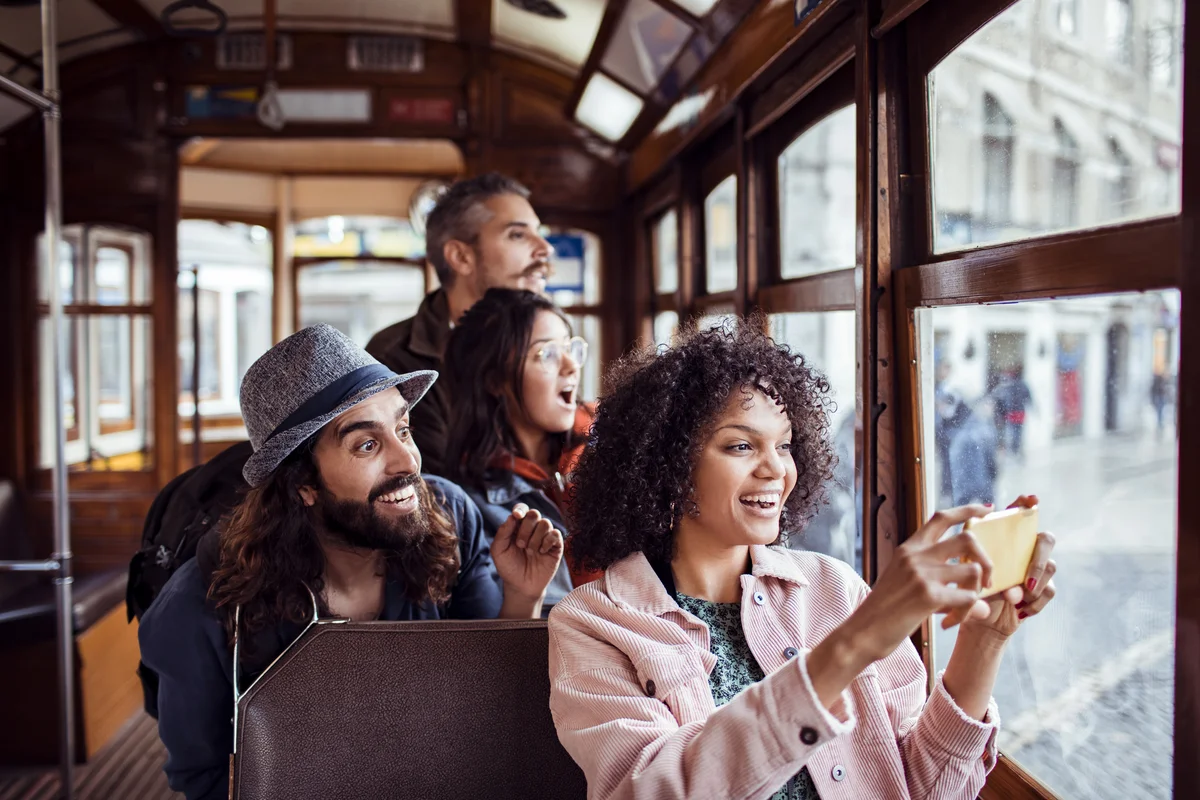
179, 137, 466, 176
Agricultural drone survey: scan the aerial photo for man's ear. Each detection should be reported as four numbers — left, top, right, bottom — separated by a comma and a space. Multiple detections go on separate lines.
443, 239, 476, 280
298, 484, 318, 507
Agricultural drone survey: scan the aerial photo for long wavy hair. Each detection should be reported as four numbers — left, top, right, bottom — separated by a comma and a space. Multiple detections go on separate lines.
444, 288, 575, 489
207, 437, 461, 647
566, 316, 837, 571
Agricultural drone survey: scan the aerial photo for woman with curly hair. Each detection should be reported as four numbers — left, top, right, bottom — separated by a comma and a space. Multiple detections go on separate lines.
548, 319, 1058, 800
445, 288, 601, 608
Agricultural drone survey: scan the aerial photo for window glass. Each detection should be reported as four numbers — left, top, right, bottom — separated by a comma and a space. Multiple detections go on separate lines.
293, 216, 425, 260
929, 0, 1183, 252
298, 261, 427, 348
546, 227, 601, 308
698, 307, 738, 333
770, 311, 860, 572
39, 315, 154, 471
704, 175, 738, 293
1054, 0, 1077, 35
654, 310, 679, 350
1107, 0, 1133, 66
653, 210, 679, 296
778, 105, 856, 279
38, 237, 78, 306
94, 247, 132, 305
177, 220, 274, 428
565, 314, 601, 402
919, 290, 1179, 798
600, 0, 692, 95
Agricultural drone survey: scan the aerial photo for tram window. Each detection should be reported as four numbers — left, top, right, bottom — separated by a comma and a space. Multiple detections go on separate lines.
545, 227, 601, 308
928, 0, 1183, 253
177, 220, 274, 430
298, 261, 427, 348
37, 237, 78, 305
652, 209, 679, 295
918, 290, 1179, 799
777, 105, 856, 279
653, 310, 678, 349
565, 313, 601, 402
39, 315, 154, 471
704, 175, 738, 293
600, 0, 692, 96
770, 311, 860, 572
698, 307, 737, 333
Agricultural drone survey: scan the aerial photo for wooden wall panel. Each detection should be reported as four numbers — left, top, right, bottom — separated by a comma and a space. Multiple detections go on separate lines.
486, 145, 620, 213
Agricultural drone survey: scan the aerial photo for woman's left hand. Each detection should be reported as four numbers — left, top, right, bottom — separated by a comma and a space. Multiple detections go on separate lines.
959, 494, 1057, 638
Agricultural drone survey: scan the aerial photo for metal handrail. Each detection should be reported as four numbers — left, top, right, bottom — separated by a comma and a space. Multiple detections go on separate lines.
1, 1, 74, 797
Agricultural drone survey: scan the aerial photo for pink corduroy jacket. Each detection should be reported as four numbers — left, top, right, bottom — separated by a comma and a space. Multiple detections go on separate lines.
546, 545, 1000, 800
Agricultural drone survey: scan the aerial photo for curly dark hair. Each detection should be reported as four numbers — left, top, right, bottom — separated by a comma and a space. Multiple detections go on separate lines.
566, 315, 837, 572
208, 436, 460, 649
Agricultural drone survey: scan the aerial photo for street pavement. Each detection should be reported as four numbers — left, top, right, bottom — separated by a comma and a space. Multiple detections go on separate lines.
934, 428, 1177, 799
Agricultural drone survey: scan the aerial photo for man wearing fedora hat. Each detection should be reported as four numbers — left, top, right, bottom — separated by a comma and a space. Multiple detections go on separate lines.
139, 324, 564, 800
367, 172, 555, 477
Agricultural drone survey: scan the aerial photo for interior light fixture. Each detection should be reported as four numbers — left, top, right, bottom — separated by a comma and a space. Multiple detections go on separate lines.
670, 0, 720, 17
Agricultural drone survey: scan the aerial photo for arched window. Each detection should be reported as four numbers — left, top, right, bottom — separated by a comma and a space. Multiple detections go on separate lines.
982, 93, 1014, 227
1109, 137, 1135, 218
1051, 119, 1080, 229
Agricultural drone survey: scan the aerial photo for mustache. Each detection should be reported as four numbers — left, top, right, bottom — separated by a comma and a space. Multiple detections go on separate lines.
368, 472, 422, 503
524, 260, 550, 277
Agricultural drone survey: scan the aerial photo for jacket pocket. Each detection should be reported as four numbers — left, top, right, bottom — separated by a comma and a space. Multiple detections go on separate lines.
631, 649, 715, 725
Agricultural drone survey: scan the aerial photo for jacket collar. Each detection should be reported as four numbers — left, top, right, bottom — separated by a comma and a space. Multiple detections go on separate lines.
484, 472, 537, 506
407, 289, 451, 361
606, 544, 810, 617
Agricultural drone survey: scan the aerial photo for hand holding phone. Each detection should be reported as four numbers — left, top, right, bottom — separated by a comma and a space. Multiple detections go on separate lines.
962, 505, 1039, 596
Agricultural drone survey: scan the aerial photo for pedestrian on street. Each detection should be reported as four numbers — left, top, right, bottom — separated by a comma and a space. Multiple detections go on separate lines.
935, 389, 998, 507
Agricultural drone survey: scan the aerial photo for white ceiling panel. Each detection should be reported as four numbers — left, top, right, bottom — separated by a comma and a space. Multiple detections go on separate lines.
492, 0, 606, 74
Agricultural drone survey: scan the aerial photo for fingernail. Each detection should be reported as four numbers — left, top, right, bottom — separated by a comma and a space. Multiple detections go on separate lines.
1015, 601, 1025, 609
1026, 578, 1037, 591
1018, 612, 1028, 620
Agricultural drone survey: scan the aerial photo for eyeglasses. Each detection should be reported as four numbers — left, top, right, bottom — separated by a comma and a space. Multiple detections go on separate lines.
530, 336, 588, 370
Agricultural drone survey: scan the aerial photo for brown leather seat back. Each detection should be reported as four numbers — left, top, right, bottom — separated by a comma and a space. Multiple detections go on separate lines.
234, 619, 588, 800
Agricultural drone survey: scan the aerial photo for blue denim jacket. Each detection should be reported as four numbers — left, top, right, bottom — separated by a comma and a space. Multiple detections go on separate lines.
463, 471, 575, 612
138, 475, 504, 800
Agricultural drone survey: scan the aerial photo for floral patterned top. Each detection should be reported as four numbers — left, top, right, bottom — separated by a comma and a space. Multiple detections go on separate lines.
676, 594, 821, 800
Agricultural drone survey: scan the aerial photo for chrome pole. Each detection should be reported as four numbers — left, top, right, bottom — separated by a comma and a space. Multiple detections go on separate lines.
41, 0, 75, 794
0, 73, 54, 112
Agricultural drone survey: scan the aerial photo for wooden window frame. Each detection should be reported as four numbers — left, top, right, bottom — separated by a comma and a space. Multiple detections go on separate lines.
884, 0, 1191, 796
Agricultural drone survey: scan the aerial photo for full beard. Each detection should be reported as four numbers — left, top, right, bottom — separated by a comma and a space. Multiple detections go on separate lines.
315, 474, 430, 552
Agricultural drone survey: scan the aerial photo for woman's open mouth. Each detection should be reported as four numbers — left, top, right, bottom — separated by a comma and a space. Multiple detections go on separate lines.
739, 492, 781, 517
557, 385, 577, 408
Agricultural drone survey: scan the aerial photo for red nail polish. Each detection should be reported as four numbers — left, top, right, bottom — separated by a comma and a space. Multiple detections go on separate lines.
1018, 612, 1028, 620
1015, 601, 1025, 610
1027, 578, 1037, 591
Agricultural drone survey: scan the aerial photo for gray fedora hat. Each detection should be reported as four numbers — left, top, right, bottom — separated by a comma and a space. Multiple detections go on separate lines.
239, 324, 437, 487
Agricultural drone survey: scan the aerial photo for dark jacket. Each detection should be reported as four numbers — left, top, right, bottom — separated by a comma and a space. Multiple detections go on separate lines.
463, 472, 575, 611
365, 289, 453, 477
137, 475, 503, 800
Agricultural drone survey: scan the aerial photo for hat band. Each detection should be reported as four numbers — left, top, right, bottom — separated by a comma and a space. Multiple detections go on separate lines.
266, 363, 397, 443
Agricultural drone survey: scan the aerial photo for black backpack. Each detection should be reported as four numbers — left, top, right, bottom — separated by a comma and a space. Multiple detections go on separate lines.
126, 440, 252, 716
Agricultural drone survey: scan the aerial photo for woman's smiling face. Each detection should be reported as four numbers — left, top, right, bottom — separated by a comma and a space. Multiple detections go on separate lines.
681, 387, 798, 548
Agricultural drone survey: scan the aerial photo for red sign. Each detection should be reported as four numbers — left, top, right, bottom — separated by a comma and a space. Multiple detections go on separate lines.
388, 97, 456, 125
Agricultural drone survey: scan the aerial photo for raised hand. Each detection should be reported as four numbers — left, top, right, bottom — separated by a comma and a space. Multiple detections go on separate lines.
491, 503, 565, 604
959, 494, 1057, 638
843, 504, 999, 663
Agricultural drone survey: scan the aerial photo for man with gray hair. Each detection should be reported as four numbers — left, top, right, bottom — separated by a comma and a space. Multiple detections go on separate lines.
367, 172, 553, 476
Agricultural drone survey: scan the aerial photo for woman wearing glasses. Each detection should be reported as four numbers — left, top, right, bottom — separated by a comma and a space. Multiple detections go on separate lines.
445, 288, 599, 612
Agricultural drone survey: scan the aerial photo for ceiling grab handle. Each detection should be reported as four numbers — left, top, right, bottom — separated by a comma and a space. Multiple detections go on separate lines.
256, 0, 285, 131
161, 0, 228, 38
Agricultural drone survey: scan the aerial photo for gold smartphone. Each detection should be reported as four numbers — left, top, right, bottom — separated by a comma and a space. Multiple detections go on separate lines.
962, 506, 1039, 595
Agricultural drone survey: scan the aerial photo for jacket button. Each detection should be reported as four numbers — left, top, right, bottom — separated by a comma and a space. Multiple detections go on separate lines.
753, 591, 766, 605
831, 765, 846, 781
783, 647, 798, 658
645, 680, 656, 697
799, 727, 819, 745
